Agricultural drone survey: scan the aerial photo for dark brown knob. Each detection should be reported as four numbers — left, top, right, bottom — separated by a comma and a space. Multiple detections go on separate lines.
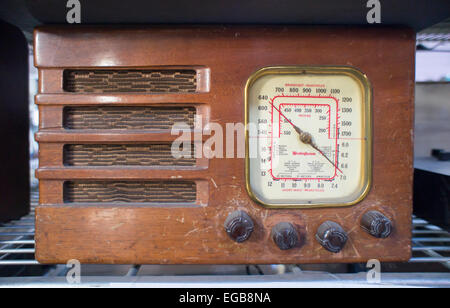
271, 222, 299, 250
360, 211, 393, 238
315, 221, 348, 253
224, 210, 254, 243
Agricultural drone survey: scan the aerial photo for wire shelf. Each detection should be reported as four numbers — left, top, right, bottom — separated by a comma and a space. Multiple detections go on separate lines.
0, 190, 449, 286
417, 18, 450, 42
0, 191, 37, 267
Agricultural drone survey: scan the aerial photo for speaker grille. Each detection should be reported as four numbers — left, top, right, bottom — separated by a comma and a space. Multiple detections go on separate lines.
63, 181, 197, 203
63, 144, 196, 166
63, 69, 197, 93
63, 106, 196, 130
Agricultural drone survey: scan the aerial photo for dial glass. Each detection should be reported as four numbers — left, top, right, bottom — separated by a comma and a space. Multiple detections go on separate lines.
245, 67, 371, 208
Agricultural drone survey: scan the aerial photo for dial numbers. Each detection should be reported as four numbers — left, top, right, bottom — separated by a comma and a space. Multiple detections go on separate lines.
245, 67, 372, 208
272, 99, 338, 181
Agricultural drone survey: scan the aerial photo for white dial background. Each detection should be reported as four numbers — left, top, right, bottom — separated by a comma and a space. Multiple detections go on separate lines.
247, 70, 370, 207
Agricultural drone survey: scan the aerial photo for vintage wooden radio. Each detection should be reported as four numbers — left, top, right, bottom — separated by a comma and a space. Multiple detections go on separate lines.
34, 26, 414, 264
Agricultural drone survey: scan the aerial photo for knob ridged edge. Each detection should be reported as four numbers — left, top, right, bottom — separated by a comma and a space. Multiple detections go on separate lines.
360, 211, 393, 238
271, 222, 299, 250
224, 210, 254, 243
315, 221, 348, 253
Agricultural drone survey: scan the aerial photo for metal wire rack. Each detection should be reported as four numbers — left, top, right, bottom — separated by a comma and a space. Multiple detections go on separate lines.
417, 18, 450, 42
0, 189, 449, 286
0, 190, 38, 267
410, 217, 450, 268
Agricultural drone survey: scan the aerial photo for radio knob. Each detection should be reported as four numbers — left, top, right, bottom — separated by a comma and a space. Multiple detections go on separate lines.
316, 221, 348, 253
271, 222, 299, 250
224, 210, 254, 243
360, 211, 393, 238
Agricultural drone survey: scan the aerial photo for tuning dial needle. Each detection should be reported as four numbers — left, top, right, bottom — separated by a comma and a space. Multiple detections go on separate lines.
268, 100, 343, 174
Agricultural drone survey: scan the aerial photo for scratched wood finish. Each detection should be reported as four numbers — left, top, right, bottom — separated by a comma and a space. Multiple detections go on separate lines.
34, 26, 415, 264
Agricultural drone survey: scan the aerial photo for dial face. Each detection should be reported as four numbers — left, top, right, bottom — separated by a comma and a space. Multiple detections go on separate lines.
245, 67, 371, 208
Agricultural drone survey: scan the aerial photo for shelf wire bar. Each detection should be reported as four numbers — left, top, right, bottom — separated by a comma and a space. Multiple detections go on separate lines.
0, 190, 449, 277
410, 216, 450, 269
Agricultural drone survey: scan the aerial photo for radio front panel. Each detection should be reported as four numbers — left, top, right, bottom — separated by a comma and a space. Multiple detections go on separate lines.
34, 26, 414, 264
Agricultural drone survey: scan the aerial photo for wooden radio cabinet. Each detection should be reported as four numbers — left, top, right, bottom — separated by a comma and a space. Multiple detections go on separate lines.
34, 26, 415, 264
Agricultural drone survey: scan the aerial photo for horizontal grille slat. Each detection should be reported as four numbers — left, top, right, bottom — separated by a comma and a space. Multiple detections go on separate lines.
63, 144, 196, 166
63, 106, 196, 130
63, 69, 197, 93
64, 181, 197, 203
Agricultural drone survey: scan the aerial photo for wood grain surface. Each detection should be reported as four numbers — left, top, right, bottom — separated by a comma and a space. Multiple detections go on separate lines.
34, 26, 415, 264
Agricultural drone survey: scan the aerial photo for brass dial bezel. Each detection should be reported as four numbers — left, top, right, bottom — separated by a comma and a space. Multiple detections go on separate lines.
244, 66, 372, 209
